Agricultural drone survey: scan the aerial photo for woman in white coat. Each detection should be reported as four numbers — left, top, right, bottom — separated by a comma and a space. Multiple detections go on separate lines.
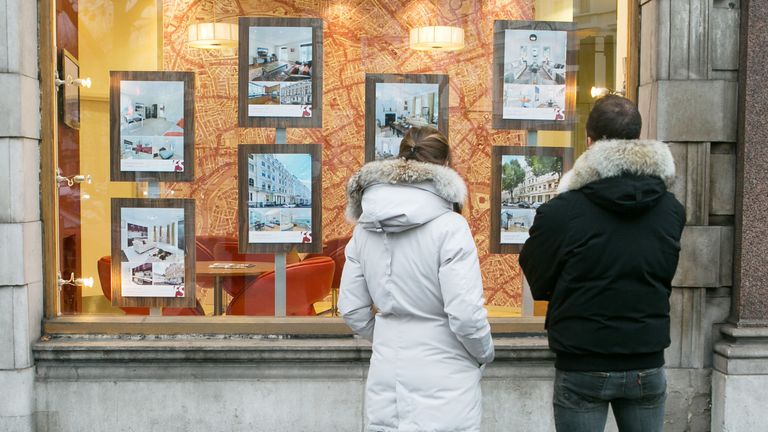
339, 126, 495, 432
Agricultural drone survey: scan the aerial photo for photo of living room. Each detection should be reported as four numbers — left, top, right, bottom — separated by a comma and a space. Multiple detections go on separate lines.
247, 25, 313, 118
374, 83, 439, 160
120, 206, 186, 297
502, 29, 567, 121
119, 80, 186, 172
246, 153, 313, 244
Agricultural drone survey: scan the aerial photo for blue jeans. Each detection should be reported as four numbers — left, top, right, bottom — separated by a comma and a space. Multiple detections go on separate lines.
553, 367, 667, 432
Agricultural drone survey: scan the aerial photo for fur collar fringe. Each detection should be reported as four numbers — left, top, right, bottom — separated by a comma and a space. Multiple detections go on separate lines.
346, 158, 467, 222
558, 139, 676, 193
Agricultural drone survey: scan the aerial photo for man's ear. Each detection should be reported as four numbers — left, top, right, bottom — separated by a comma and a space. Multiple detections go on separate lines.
587, 137, 593, 148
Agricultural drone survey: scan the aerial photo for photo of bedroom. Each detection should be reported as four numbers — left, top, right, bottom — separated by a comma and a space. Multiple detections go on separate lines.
502, 29, 567, 121
120, 206, 186, 298
246, 26, 313, 118
374, 83, 439, 160
119, 80, 186, 172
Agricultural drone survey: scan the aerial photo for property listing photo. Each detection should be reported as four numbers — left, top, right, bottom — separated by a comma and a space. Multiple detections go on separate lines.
502, 28, 567, 121
110, 71, 194, 181
119, 206, 187, 298
365, 74, 449, 161
246, 25, 313, 117
491, 146, 573, 253
374, 83, 439, 159
245, 153, 313, 244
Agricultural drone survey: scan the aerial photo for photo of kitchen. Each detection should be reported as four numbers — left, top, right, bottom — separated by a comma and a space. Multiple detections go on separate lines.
374, 82, 439, 160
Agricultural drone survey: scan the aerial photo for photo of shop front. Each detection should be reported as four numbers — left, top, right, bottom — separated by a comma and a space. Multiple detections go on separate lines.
0, 0, 763, 431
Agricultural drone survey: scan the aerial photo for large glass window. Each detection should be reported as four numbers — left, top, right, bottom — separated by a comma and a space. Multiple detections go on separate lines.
47, 0, 635, 330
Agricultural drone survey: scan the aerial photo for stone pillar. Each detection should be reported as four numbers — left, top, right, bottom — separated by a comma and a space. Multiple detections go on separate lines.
0, 0, 42, 431
638, 0, 738, 429
711, 0, 768, 430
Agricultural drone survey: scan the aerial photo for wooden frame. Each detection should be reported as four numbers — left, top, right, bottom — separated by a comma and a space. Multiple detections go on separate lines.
110, 71, 195, 182
110, 198, 196, 308
59, 49, 80, 130
492, 20, 577, 130
364, 74, 449, 162
238, 144, 323, 254
490, 146, 574, 254
238, 17, 324, 129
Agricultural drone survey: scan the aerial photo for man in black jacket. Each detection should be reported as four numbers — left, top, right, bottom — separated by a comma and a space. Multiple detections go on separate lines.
519, 95, 686, 432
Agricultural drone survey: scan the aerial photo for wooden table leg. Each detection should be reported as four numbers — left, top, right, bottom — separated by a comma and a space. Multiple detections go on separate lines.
214, 276, 222, 316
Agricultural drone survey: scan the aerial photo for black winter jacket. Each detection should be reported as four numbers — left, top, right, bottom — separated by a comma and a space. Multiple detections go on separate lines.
519, 139, 686, 372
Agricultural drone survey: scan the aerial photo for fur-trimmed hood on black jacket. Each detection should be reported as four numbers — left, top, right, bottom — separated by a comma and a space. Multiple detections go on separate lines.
519, 139, 686, 372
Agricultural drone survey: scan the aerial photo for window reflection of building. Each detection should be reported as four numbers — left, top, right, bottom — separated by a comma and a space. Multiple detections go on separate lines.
280, 80, 312, 104
247, 154, 311, 207
512, 168, 560, 204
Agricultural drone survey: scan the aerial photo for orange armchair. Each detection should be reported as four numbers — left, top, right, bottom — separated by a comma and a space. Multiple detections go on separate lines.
306, 236, 351, 315
97, 256, 205, 316
211, 240, 300, 297
226, 256, 335, 316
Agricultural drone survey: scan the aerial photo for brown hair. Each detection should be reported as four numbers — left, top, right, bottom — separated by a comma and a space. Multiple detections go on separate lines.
586, 94, 642, 141
397, 126, 451, 166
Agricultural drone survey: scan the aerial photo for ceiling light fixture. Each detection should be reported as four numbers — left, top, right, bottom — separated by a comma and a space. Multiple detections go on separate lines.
409, 26, 465, 52
187, 3, 238, 49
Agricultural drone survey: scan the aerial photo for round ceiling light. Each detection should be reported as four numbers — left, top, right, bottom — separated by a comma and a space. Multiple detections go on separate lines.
188, 22, 239, 49
409, 26, 465, 51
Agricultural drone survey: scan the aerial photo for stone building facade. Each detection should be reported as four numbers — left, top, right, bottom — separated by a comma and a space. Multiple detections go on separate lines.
0, 1, 766, 431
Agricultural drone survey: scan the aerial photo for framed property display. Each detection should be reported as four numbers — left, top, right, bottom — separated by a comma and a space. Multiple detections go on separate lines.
364, 74, 449, 162
59, 49, 80, 129
238, 17, 324, 129
110, 71, 195, 182
492, 20, 576, 130
110, 198, 196, 308
238, 144, 322, 253
490, 146, 574, 254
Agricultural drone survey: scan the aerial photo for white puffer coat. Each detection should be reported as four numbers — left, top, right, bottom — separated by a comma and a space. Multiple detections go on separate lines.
339, 159, 495, 432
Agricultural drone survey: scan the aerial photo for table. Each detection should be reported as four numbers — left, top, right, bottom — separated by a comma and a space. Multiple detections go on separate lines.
196, 261, 274, 316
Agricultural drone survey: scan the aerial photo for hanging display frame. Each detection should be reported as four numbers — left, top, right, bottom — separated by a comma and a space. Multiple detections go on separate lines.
492, 20, 577, 131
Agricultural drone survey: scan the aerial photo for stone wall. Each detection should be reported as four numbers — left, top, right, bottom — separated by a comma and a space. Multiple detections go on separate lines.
638, 0, 740, 429
0, 0, 43, 431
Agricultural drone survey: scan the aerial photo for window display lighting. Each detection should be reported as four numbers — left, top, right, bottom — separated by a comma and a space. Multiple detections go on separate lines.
187, 2, 238, 49
56, 172, 92, 187
409, 26, 465, 51
57, 272, 94, 288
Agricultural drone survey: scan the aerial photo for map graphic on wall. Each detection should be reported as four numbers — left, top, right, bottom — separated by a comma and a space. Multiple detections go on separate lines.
490, 146, 573, 254
110, 198, 196, 308
238, 144, 323, 253
238, 17, 323, 129
110, 71, 195, 182
365, 74, 449, 162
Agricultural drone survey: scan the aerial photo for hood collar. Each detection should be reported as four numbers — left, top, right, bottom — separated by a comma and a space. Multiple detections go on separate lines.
558, 139, 676, 193
346, 158, 467, 223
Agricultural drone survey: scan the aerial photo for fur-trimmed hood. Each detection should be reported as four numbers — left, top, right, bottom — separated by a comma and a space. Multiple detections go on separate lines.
345, 159, 467, 231
558, 139, 676, 193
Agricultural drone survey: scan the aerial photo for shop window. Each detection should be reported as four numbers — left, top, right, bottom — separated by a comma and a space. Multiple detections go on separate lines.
44, 0, 635, 333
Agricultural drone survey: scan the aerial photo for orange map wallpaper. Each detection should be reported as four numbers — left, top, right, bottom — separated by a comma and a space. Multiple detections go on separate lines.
162, 0, 535, 310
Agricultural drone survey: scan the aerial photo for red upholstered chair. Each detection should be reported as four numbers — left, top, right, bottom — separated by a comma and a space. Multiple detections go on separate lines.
226, 256, 335, 316
97, 256, 205, 316
212, 240, 300, 297
306, 236, 351, 315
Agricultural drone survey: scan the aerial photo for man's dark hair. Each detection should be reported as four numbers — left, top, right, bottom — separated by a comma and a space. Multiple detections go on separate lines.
585, 94, 642, 141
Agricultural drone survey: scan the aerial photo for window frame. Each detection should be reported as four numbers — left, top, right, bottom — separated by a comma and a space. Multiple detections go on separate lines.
39, 0, 640, 336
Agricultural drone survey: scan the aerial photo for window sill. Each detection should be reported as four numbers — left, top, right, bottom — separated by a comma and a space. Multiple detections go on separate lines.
42, 316, 545, 335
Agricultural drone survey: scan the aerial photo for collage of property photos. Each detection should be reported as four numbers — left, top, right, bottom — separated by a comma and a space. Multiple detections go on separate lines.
246, 153, 313, 243
502, 29, 567, 121
500, 154, 564, 244
119, 80, 186, 172
374, 82, 439, 160
120, 207, 187, 297
247, 26, 313, 118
